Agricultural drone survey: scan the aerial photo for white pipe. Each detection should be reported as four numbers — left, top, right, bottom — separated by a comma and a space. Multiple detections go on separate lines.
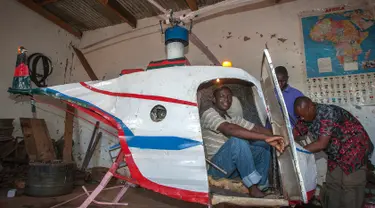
166, 42, 185, 59
180, 0, 263, 23
147, 0, 169, 15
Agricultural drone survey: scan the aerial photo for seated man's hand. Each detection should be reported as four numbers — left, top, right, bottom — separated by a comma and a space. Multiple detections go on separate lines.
265, 136, 285, 152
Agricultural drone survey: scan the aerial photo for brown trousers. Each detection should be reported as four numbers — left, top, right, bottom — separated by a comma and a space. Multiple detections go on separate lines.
320, 166, 366, 208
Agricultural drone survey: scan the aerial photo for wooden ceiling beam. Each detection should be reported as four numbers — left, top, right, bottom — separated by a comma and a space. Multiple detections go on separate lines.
66, 46, 98, 164
185, 0, 198, 11
98, 0, 137, 28
18, 0, 82, 38
34, 0, 59, 6
72, 46, 99, 81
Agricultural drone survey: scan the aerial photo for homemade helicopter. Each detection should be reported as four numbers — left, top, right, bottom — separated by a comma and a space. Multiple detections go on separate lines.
8, 0, 317, 207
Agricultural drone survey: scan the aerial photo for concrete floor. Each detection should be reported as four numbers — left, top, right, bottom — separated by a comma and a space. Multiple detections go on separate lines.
0, 184, 230, 208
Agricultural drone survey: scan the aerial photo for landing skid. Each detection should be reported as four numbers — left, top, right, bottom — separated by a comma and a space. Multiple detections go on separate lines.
51, 151, 136, 208
78, 151, 136, 207
79, 172, 130, 207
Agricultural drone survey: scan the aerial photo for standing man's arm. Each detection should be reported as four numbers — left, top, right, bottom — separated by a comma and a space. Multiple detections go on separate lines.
293, 120, 308, 138
304, 135, 330, 153
303, 118, 334, 153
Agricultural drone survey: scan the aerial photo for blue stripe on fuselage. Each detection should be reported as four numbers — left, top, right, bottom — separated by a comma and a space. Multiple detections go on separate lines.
110, 136, 202, 150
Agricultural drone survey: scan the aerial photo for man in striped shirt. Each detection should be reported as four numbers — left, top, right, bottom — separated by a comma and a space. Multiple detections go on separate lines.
201, 86, 284, 197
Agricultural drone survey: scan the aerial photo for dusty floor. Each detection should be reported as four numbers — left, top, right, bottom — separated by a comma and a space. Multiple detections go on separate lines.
0, 184, 227, 208
0, 184, 321, 208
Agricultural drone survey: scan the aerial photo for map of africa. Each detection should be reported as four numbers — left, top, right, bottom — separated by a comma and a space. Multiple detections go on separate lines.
302, 9, 375, 78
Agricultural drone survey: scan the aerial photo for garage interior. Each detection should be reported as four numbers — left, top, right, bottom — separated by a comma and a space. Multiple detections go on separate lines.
1, 0, 375, 207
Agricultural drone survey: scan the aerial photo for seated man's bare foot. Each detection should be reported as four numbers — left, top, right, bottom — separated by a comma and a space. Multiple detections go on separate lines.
248, 185, 265, 198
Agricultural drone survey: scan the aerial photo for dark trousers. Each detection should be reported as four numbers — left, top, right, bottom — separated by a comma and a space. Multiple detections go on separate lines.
320, 166, 366, 208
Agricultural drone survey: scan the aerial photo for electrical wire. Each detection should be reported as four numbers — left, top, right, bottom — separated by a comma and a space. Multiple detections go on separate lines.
27, 53, 53, 87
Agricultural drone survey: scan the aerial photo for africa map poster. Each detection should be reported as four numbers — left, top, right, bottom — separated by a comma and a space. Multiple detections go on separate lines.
301, 6, 375, 78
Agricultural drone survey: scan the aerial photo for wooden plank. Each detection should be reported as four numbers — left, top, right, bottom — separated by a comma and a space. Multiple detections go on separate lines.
20, 118, 56, 161
63, 105, 75, 162
98, 0, 137, 28
189, 33, 221, 65
0, 140, 18, 159
31, 119, 56, 161
20, 118, 38, 161
185, 0, 198, 11
17, 0, 82, 38
72, 46, 99, 81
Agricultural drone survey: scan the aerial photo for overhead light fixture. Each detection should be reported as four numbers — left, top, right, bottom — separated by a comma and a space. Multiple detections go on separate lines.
222, 61, 232, 67
216, 78, 220, 83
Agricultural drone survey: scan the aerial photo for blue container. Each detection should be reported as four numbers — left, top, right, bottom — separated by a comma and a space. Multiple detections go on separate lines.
165, 25, 189, 46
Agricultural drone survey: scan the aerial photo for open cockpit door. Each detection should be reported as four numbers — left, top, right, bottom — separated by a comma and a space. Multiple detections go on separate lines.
260, 49, 308, 203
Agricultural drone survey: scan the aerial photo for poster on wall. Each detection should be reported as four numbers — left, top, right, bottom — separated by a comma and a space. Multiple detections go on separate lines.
301, 6, 375, 78
300, 5, 375, 105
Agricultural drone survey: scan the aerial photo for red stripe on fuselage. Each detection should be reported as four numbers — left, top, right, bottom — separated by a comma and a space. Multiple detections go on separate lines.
80, 82, 197, 107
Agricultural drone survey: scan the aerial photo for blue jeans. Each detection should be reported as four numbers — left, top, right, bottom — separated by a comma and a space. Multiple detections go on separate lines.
208, 137, 271, 188
249, 140, 270, 151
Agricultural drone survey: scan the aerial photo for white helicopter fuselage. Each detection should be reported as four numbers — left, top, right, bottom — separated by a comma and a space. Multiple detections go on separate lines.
37, 65, 316, 206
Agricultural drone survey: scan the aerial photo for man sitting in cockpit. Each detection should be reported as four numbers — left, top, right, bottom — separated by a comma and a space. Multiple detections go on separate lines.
201, 86, 284, 197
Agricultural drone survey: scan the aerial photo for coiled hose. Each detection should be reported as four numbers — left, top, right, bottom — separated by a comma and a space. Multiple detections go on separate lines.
27, 53, 53, 87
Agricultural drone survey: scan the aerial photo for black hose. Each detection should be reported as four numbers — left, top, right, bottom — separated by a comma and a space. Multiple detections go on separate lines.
27, 53, 53, 87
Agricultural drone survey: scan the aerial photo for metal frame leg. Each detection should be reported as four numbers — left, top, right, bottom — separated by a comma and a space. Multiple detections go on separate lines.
112, 183, 130, 203
52, 151, 133, 207
79, 171, 114, 208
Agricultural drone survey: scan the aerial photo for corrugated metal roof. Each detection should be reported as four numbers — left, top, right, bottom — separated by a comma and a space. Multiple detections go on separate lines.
116, 0, 161, 19
40, 0, 226, 32
43, 0, 125, 31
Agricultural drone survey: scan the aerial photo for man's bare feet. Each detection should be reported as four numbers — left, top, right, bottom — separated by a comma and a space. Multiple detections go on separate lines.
249, 185, 265, 198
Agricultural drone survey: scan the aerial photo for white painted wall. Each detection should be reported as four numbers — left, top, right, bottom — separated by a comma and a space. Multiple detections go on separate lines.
0, 1, 79, 142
